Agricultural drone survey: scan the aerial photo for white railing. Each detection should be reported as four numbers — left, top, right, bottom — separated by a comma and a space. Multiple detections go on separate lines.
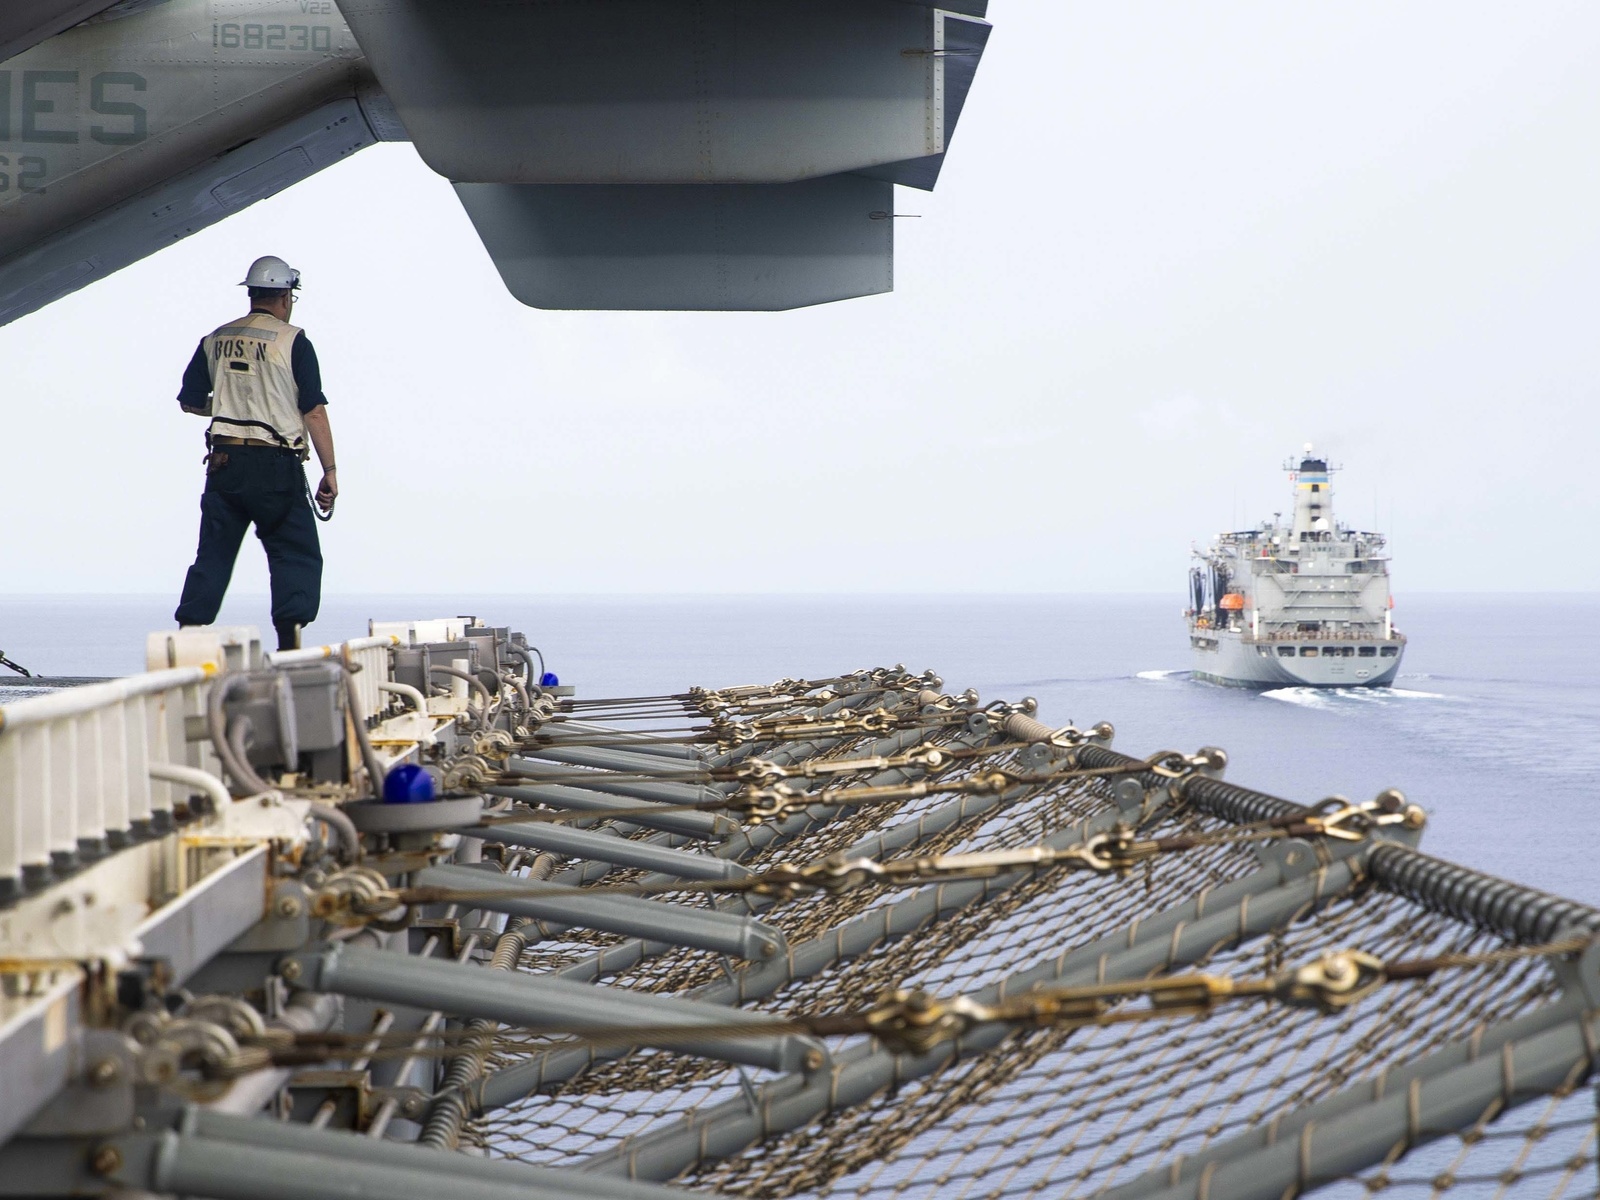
1, 631, 410, 902
0, 666, 215, 898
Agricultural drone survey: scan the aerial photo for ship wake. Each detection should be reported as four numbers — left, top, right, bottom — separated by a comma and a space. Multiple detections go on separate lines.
1263, 685, 1450, 708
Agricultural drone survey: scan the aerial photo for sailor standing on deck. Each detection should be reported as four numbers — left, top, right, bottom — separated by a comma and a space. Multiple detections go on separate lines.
172, 256, 338, 652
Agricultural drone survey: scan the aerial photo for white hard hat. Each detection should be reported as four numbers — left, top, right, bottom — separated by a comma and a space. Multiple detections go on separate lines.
240, 255, 301, 290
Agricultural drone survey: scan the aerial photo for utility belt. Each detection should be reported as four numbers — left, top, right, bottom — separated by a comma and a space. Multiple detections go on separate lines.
204, 442, 304, 476
204, 422, 308, 472
199, 421, 329, 522
211, 435, 296, 450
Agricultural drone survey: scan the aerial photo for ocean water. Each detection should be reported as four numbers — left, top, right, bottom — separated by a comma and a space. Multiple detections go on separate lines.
2, 592, 1596, 905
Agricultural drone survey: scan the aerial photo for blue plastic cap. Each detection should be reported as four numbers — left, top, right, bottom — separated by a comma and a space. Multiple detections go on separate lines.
383, 763, 436, 805
540, 672, 560, 687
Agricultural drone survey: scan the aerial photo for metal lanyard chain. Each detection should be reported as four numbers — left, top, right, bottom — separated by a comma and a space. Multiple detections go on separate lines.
304, 471, 334, 523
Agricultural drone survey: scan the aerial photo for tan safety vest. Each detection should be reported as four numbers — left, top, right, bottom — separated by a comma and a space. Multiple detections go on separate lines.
201, 311, 307, 454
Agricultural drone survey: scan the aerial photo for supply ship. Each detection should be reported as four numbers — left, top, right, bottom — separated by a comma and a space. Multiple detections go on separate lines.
1187, 446, 1405, 687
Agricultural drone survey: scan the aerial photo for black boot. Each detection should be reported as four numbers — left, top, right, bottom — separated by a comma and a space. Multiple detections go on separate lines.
274, 622, 302, 652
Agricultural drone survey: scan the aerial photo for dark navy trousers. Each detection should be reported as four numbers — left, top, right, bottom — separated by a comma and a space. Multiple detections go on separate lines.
174, 445, 322, 632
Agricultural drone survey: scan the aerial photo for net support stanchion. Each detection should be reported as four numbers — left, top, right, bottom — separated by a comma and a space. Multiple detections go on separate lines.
282, 941, 825, 1075
412, 863, 787, 961
119, 1110, 688, 1200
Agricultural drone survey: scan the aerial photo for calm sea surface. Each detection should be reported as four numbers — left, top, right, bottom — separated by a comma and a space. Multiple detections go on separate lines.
2, 592, 1596, 904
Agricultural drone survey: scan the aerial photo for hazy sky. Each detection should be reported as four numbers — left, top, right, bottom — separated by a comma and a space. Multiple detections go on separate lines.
4, 2, 1596, 597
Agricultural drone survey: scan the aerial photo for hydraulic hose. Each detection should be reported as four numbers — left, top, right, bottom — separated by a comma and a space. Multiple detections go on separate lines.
219, 712, 275, 798
511, 645, 546, 687
342, 665, 387, 799
376, 680, 428, 714
504, 674, 531, 714
307, 803, 361, 863
430, 665, 493, 719
207, 674, 269, 798
207, 669, 383, 823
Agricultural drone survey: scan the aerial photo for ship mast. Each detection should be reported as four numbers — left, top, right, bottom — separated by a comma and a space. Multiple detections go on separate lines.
1287, 442, 1335, 546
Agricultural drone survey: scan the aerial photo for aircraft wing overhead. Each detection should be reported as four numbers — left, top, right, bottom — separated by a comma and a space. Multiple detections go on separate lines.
0, 1, 389, 328
337, 0, 947, 185
0, 0, 123, 63
858, 12, 991, 192
456, 176, 894, 312
0, 0, 993, 323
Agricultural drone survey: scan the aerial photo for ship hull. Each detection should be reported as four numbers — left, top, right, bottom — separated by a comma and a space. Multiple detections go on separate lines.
1189, 630, 1404, 689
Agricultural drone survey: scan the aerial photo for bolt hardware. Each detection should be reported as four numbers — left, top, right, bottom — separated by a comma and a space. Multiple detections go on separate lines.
89, 1145, 122, 1176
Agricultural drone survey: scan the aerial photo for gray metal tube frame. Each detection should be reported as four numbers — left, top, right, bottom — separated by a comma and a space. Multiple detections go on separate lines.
476, 765, 1148, 1108
699, 719, 949, 876
516, 743, 718, 779
512, 720, 921, 897
1071, 739, 1305, 826
702, 685, 893, 770
185, 1109, 661, 1194
1119, 1004, 1600, 1200
562, 719, 938, 901
415, 864, 784, 961
106, 1109, 685, 1200
1099, 984, 1594, 1199
486, 784, 732, 840
486, 720, 934, 953
1366, 841, 1600, 943
475, 724, 995, 1108
285, 941, 822, 1075
501, 696, 914, 892
468, 820, 751, 881
539, 719, 707, 761
578, 852, 1367, 1179
1072, 742, 1600, 943
504, 763, 723, 808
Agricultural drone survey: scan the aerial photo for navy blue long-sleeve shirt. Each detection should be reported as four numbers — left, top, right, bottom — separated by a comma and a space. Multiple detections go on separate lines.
177, 321, 328, 413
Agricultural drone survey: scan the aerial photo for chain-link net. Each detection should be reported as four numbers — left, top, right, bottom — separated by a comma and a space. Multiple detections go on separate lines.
457, 672, 1600, 1200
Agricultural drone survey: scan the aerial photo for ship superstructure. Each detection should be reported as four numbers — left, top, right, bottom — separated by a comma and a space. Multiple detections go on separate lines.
1188, 446, 1405, 687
